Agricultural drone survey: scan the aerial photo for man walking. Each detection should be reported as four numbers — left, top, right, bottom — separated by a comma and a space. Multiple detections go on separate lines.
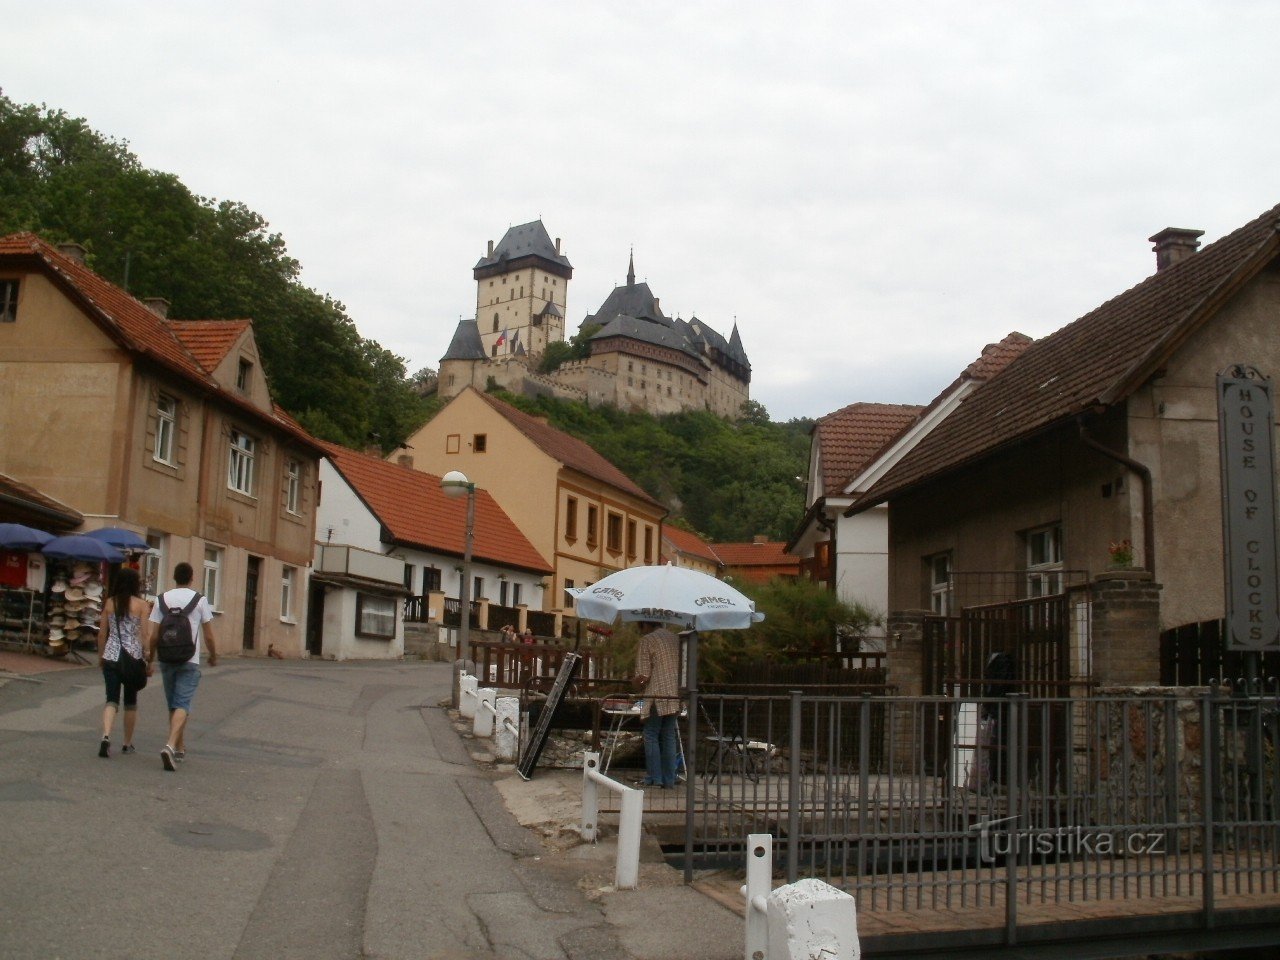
146, 562, 217, 772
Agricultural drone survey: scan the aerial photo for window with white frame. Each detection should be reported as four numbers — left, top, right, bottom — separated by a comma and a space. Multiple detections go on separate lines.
281, 565, 296, 620
154, 394, 177, 465
285, 458, 301, 514
203, 545, 223, 609
928, 552, 953, 615
355, 593, 396, 639
1026, 524, 1064, 597
228, 429, 256, 495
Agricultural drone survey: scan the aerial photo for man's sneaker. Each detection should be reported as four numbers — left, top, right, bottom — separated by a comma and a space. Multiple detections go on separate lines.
174, 750, 185, 763
160, 746, 176, 772
121, 745, 135, 755
98, 737, 110, 758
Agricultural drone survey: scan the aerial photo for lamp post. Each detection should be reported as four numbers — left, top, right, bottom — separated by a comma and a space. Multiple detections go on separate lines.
441, 471, 476, 708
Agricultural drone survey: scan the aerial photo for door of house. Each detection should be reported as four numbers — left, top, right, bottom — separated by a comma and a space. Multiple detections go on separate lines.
242, 556, 261, 650
306, 582, 325, 657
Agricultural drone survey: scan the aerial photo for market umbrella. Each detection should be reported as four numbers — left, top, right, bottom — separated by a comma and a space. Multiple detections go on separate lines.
83, 527, 148, 551
565, 564, 765, 631
0, 522, 54, 551
566, 564, 763, 871
42, 535, 124, 563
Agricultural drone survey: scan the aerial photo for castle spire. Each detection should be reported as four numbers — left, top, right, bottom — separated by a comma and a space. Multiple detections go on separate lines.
627, 247, 635, 287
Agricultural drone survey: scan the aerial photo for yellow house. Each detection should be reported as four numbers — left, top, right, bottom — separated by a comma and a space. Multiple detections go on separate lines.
398, 387, 666, 612
0, 233, 323, 656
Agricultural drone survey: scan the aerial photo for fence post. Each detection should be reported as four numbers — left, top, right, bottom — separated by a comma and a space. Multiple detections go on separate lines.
494, 696, 519, 761
473, 687, 496, 737
788, 689, 803, 884
582, 750, 601, 842
743, 834, 772, 960
1201, 690, 1216, 928
1005, 692, 1025, 945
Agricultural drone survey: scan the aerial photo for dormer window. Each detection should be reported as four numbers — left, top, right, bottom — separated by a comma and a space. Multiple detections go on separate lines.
237, 359, 252, 391
0, 280, 18, 322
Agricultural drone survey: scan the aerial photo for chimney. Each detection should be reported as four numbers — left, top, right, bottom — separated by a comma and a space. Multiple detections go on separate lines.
487, 240, 494, 257
397, 454, 414, 469
143, 297, 171, 320
555, 237, 561, 254
56, 242, 87, 265
753, 534, 768, 545
1149, 227, 1204, 272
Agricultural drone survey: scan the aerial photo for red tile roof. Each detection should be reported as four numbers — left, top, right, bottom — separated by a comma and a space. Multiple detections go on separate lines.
661, 525, 720, 566
858, 202, 1280, 508
814, 403, 924, 497
715, 540, 799, 585
321, 442, 552, 573
0, 233, 320, 452
170, 319, 251, 372
471, 389, 663, 508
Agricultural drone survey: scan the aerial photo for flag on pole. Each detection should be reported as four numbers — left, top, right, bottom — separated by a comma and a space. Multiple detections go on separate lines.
496, 327, 508, 347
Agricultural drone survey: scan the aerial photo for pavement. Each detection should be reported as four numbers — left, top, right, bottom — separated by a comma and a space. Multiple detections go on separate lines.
0, 650, 743, 960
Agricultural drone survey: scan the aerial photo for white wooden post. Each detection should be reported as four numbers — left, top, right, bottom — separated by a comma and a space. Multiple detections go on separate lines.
459, 674, 478, 720
743, 834, 772, 960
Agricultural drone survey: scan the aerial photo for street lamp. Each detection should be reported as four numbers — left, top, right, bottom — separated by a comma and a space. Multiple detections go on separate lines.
440, 471, 476, 678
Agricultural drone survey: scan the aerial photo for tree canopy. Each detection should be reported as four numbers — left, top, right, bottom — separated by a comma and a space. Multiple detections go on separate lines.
0, 92, 429, 450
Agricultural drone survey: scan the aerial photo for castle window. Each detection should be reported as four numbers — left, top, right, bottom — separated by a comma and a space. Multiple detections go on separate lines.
493, 316, 499, 331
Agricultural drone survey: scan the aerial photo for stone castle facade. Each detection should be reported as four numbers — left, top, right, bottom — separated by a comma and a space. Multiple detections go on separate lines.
438, 220, 751, 418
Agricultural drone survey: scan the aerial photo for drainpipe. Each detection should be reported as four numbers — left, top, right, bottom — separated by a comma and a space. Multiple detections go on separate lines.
1077, 416, 1156, 578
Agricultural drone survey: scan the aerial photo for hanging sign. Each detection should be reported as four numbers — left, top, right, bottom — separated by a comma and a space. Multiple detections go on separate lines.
1217, 365, 1280, 651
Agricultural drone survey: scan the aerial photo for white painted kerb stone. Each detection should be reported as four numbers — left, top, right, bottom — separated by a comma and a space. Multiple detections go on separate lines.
766, 878, 859, 960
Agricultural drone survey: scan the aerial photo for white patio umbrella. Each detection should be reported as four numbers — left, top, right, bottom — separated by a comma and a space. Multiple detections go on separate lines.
565, 564, 764, 631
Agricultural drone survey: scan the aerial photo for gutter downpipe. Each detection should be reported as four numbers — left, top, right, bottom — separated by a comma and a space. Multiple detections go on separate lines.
1077, 415, 1156, 578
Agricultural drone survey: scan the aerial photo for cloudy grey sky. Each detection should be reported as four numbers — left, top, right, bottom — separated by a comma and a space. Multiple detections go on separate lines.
7, 2, 1279, 421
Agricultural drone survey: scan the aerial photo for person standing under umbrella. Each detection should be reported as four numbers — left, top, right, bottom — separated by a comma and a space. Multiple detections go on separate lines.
95, 567, 151, 757
632, 620, 682, 788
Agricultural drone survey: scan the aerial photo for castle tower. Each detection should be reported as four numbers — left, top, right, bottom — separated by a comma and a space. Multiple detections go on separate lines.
473, 220, 573, 360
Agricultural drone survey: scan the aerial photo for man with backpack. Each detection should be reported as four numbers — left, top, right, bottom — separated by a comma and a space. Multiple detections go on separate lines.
146, 562, 218, 772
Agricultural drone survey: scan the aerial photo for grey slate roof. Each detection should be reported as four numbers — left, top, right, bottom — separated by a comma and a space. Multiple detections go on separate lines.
593, 314, 690, 353
440, 317, 486, 361
474, 220, 572, 271
584, 279, 665, 325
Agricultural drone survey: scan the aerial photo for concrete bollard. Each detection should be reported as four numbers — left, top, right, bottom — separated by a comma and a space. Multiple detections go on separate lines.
494, 696, 520, 761
459, 674, 479, 720
766, 878, 859, 960
473, 687, 497, 737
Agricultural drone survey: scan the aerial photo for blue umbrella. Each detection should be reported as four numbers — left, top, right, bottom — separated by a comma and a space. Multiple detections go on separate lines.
42, 535, 124, 563
0, 522, 54, 551
83, 527, 149, 551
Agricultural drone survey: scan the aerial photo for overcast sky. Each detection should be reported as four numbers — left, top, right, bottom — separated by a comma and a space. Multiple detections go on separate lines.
7, 2, 1279, 421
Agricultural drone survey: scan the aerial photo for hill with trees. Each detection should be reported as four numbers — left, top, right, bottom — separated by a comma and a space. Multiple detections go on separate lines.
0, 92, 814, 542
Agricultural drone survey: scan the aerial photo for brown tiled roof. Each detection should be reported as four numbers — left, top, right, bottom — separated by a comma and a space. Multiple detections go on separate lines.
170, 319, 251, 372
0, 233, 321, 453
321, 442, 552, 573
858, 202, 1280, 508
661, 525, 720, 565
713, 540, 797, 568
814, 403, 924, 497
471, 390, 662, 508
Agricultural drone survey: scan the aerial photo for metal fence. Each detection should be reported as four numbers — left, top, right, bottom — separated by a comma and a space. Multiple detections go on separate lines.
686, 688, 1280, 941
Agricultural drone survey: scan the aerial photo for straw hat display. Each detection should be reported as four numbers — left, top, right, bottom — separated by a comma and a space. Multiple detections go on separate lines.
47, 639, 68, 657
64, 586, 86, 602
83, 582, 103, 599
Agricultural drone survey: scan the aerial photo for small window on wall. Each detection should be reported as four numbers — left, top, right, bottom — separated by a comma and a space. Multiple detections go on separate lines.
424, 566, 441, 592
928, 553, 952, 615
586, 506, 599, 546
446, 434, 461, 454
512, 582, 522, 607
237, 359, 252, 391
203, 546, 223, 609
644, 526, 654, 563
285, 459, 302, 514
228, 429, 256, 495
0, 279, 19, 322
355, 593, 396, 639
154, 394, 177, 465
605, 513, 622, 552
565, 496, 578, 540
473, 434, 487, 452
1025, 524, 1063, 597
281, 566, 296, 620
564, 578, 575, 607
626, 519, 637, 558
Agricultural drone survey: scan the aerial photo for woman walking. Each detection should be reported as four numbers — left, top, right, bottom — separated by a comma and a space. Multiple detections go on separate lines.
95, 567, 151, 757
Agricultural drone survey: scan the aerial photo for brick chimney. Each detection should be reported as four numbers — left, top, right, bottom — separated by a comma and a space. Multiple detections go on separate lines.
396, 454, 414, 469
56, 242, 87, 265
1149, 227, 1204, 272
142, 297, 171, 320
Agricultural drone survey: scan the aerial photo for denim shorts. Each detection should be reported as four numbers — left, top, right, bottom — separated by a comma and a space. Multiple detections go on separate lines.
160, 661, 201, 712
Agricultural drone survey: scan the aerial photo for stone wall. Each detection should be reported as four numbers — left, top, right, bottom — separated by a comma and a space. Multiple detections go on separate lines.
1091, 570, 1163, 685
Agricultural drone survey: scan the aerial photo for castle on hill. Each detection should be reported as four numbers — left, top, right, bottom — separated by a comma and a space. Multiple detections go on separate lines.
438, 220, 752, 418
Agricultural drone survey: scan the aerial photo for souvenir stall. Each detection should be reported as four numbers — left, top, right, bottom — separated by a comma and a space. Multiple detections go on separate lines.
41, 535, 124, 662
0, 523, 53, 652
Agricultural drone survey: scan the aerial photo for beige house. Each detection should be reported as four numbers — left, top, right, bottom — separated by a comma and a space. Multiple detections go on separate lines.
0, 233, 322, 656
397, 386, 666, 612
849, 203, 1280, 686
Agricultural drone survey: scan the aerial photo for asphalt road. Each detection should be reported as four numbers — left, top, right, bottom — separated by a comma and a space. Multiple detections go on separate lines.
0, 657, 740, 960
